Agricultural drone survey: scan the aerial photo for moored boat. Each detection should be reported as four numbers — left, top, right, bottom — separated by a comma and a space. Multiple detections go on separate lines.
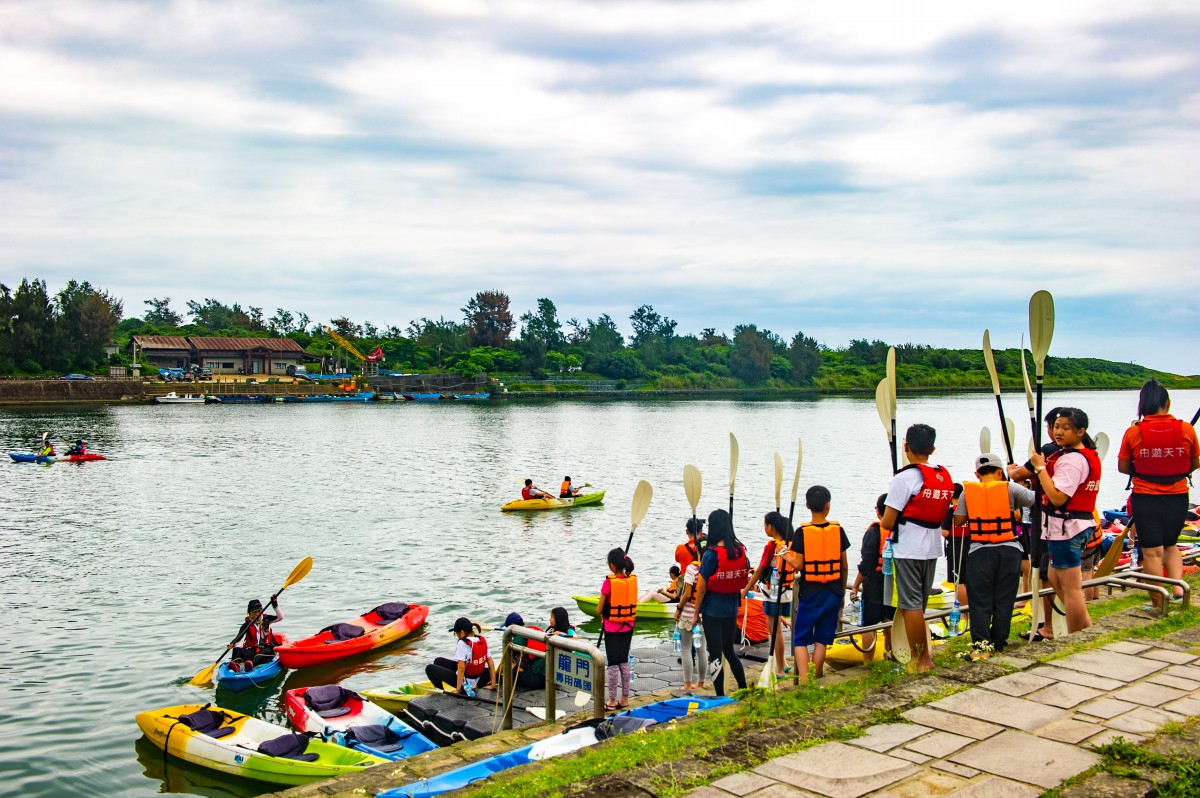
154, 392, 205, 404
572, 594, 675, 620
284, 685, 437, 760
275, 603, 428, 669
358, 681, 441, 714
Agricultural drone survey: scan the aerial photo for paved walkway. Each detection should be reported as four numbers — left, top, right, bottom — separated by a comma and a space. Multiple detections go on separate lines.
686, 638, 1200, 798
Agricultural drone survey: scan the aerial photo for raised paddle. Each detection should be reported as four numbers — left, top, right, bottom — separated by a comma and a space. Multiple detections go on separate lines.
1093, 527, 1129, 579
887, 347, 899, 471
729, 433, 739, 519
598, 480, 654, 648
980, 426, 991, 455
983, 329, 1016, 464
189, 556, 313, 687
1094, 432, 1110, 463
1020, 335, 1037, 442
761, 437, 802, 689
683, 464, 702, 523
1027, 290, 1056, 643
876, 379, 898, 474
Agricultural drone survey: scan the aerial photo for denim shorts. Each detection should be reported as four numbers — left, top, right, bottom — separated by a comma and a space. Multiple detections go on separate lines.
1046, 529, 1092, 570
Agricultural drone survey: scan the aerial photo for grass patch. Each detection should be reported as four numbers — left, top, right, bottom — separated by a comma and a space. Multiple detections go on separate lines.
1087, 719, 1200, 797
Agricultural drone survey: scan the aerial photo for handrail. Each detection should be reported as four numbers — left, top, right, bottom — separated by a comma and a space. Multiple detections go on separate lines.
1118, 572, 1189, 608
500, 626, 607, 730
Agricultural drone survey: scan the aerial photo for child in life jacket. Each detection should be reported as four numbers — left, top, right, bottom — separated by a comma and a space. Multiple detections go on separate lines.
426, 617, 497, 693
229, 598, 283, 671
639, 565, 681, 603
596, 548, 637, 711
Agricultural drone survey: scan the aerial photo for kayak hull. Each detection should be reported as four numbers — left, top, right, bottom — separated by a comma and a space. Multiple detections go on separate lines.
284, 687, 437, 760
215, 643, 288, 693
9, 452, 106, 463
359, 681, 441, 714
276, 604, 428, 669
573, 594, 675, 620
135, 704, 386, 786
502, 491, 605, 512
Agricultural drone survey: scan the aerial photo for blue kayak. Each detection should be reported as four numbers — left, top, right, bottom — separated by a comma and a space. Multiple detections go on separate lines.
333, 715, 439, 761
214, 657, 286, 693
380, 696, 734, 798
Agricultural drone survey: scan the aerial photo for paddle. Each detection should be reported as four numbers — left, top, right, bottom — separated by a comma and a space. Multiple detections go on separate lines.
189, 557, 313, 687
683, 464, 702, 524
729, 433, 739, 519
1027, 290, 1055, 643
761, 437, 802, 689
1093, 527, 1128, 579
1020, 335, 1036, 441
980, 426, 991, 455
983, 329, 1016, 464
876, 379, 898, 475
1094, 432, 1110, 462
597, 480, 654, 648
887, 347, 899, 471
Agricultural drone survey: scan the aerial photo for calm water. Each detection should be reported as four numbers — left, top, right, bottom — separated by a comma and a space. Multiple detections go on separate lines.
1, 390, 1196, 797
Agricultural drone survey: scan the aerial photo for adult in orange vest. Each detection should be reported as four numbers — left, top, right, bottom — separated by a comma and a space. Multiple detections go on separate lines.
1029, 408, 1100, 636
782, 485, 849, 683
596, 548, 636, 710
953, 453, 1035, 654
1118, 380, 1200, 608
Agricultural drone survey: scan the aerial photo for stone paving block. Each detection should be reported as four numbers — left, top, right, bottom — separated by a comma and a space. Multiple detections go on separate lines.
1141, 648, 1197, 665
1162, 695, 1200, 716
945, 776, 1041, 798
711, 771, 777, 796
753, 741, 918, 798
687, 787, 738, 798
1145, 673, 1197, 691
930, 688, 1069, 733
1050, 650, 1169, 682
978, 672, 1055, 697
1027, 665, 1125, 692
1059, 772, 1155, 798
1037, 718, 1104, 744
905, 731, 974, 758
1024, 681, 1104, 709
933, 761, 981, 779
1084, 728, 1146, 747
845, 723, 931, 753
1077, 697, 1140, 719
1103, 641, 1152, 655
885, 769, 967, 798
989, 655, 1036, 670
1163, 664, 1200, 681
901, 707, 1003, 740
1104, 706, 1188, 734
948, 729, 1100, 789
744, 785, 822, 798
1110, 682, 1189, 707
891, 749, 931, 764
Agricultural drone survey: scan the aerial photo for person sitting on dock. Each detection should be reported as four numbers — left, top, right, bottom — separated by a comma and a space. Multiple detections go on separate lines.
560, 476, 583, 498
427, 617, 497, 694
547, 606, 576, 637
229, 598, 283, 671
500, 612, 547, 689
522, 479, 553, 501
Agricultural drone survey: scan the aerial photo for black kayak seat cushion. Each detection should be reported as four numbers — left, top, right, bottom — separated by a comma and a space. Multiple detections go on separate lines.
320, 623, 365, 641
372, 602, 410, 622
178, 708, 235, 739
346, 723, 410, 753
304, 685, 357, 714
259, 732, 319, 762
596, 715, 656, 740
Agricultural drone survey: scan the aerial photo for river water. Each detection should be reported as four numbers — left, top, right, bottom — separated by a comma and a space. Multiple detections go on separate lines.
1, 390, 1196, 797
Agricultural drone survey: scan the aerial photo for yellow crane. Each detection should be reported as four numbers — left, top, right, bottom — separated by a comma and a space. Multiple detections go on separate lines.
322, 325, 384, 376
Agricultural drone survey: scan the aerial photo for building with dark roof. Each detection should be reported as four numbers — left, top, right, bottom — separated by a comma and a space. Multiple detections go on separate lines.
132, 336, 308, 376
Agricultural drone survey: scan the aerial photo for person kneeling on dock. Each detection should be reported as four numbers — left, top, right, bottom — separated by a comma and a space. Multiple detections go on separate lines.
427, 617, 497, 695
782, 486, 849, 683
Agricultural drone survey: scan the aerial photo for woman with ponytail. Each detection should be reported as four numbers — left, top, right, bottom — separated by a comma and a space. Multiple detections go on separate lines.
1118, 380, 1200, 607
596, 547, 636, 710
1029, 407, 1099, 635
693, 509, 749, 696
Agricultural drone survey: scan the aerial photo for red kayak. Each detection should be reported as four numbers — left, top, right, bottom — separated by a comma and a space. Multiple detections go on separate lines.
275, 603, 428, 669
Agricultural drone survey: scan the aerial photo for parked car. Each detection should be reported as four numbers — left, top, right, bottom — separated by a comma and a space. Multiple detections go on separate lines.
59, 374, 95, 381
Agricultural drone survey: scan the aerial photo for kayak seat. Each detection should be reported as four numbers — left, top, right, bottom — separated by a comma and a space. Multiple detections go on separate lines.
345, 724, 411, 753
259, 732, 319, 762
371, 602, 410, 622
304, 685, 358, 718
596, 715, 656, 740
320, 623, 365, 641
177, 708, 235, 739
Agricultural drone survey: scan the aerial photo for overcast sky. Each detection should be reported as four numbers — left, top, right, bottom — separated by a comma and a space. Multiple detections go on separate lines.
1, 1, 1197, 372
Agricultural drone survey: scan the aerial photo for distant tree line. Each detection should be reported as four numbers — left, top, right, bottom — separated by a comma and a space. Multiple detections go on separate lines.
1, 279, 1189, 390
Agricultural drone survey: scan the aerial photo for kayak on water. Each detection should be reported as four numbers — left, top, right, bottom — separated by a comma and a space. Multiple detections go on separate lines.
9, 452, 107, 463
380, 696, 734, 798
358, 681, 441, 714
572, 594, 675, 620
275, 603, 428, 669
215, 635, 289, 694
284, 685, 437, 761
135, 704, 387, 786
501, 491, 605, 512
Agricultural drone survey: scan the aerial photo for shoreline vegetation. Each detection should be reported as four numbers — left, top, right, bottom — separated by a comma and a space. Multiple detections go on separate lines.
2, 280, 1197, 392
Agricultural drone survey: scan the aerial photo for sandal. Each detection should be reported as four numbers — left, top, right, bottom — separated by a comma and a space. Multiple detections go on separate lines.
604, 701, 619, 712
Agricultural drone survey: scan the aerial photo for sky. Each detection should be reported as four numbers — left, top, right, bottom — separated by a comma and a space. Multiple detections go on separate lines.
0, 1, 1197, 372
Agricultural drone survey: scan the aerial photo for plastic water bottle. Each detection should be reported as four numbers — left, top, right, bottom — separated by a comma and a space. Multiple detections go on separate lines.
628, 656, 637, 682
693, 622, 703, 650
672, 626, 682, 653
464, 682, 475, 697
853, 597, 863, 627
948, 601, 961, 637
768, 568, 780, 597
882, 538, 894, 576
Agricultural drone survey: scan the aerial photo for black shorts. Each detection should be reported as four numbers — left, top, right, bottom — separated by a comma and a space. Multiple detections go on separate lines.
861, 600, 895, 626
1130, 493, 1189, 549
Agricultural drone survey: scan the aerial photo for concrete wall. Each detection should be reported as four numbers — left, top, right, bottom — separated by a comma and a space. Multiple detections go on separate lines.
0, 379, 144, 404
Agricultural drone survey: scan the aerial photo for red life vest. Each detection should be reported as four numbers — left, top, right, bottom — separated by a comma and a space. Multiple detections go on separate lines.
464, 635, 490, 678
1043, 447, 1102, 520
518, 625, 547, 664
706, 545, 749, 594
898, 464, 955, 528
799, 522, 842, 583
521, 486, 534, 500
1133, 418, 1191, 483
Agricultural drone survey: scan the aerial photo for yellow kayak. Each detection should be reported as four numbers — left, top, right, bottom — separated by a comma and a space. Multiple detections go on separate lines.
358, 681, 440, 714
501, 491, 605, 512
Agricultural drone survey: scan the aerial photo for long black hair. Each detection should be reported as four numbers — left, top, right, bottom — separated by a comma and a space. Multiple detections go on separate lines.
706, 508, 744, 559
763, 510, 791, 539
1054, 407, 1096, 450
607, 547, 634, 576
1137, 379, 1170, 418
549, 606, 573, 634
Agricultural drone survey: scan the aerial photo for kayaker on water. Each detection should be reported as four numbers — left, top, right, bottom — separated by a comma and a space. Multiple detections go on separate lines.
37, 433, 54, 457
521, 479, 553, 501
560, 476, 583, 498
66, 439, 87, 456
229, 598, 283, 671
426, 617, 497, 694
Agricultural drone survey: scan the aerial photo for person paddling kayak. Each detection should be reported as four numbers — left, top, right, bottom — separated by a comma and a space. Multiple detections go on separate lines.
37, 433, 54, 457
521, 479, 553, 501
229, 599, 283, 672
560, 476, 583, 498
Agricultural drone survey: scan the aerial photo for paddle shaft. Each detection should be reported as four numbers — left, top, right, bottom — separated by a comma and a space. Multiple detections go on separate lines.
1191, 406, 1200, 427
764, 497, 798, 683
211, 595, 280, 671
993, 395, 1015, 464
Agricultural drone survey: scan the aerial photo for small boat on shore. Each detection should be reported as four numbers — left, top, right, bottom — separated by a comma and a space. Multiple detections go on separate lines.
284, 686, 437, 761
206, 395, 266, 404
154, 392, 205, 404
358, 681, 441, 714
452, 393, 490, 401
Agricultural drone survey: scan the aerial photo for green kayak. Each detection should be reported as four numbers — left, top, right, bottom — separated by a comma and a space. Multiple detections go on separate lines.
501, 490, 605, 512
573, 594, 676, 620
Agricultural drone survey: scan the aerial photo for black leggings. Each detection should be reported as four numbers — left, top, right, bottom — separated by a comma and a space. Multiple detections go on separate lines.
703, 616, 746, 696
426, 657, 489, 691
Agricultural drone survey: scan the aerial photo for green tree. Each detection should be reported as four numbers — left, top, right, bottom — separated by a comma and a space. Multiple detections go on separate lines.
584, 315, 625, 357
462, 290, 515, 347
729, 325, 774, 384
8, 279, 58, 371
519, 298, 563, 350
186, 298, 252, 331
77, 291, 123, 364
788, 331, 823, 384
143, 297, 182, 327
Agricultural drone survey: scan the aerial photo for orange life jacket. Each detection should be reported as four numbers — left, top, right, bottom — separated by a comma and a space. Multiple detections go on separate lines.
1043, 448, 1102, 520
962, 481, 1017, 544
799, 522, 842, 583
605, 574, 638, 624
706, 545, 749, 594
560, 480, 573, 497
464, 635, 489, 678
870, 522, 886, 573
771, 539, 795, 590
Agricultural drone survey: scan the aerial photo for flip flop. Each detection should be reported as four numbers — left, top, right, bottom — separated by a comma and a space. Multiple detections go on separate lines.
604, 701, 619, 712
